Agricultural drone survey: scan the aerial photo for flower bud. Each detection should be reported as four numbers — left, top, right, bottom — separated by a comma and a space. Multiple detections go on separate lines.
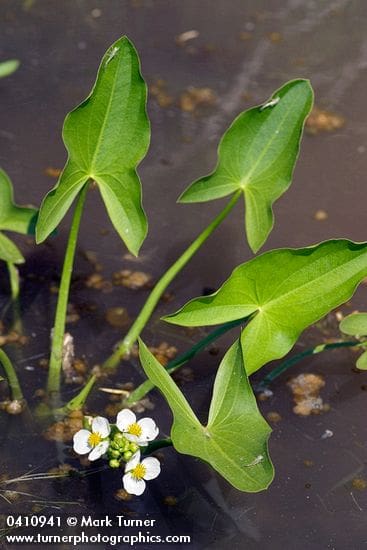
114, 432, 126, 444
109, 449, 121, 459
123, 451, 133, 461
109, 459, 120, 469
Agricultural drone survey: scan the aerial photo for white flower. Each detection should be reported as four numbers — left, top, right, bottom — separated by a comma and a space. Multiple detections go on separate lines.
73, 416, 110, 461
122, 451, 161, 496
116, 409, 159, 446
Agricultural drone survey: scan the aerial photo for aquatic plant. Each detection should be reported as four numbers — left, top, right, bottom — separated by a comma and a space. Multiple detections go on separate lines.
0, 169, 36, 299
1, 35, 366, 496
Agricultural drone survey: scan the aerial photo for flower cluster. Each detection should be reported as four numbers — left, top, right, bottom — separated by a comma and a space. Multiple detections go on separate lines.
73, 409, 160, 495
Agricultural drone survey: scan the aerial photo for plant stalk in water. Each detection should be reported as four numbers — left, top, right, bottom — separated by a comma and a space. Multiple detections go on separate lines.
257, 339, 363, 391
0, 347, 24, 402
6, 262, 20, 301
103, 191, 242, 369
47, 183, 89, 394
56, 374, 97, 416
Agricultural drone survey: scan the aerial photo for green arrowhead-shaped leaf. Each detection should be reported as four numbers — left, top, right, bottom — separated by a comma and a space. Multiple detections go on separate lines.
339, 313, 367, 370
339, 313, 367, 337
0, 233, 24, 263
139, 338, 273, 492
0, 59, 19, 79
0, 168, 37, 235
179, 80, 313, 252
0, 168, 37, 263
36, 36, 150, 255
164, 240, 367, 375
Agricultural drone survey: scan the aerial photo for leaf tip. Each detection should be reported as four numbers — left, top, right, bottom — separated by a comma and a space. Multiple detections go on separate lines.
177, 192, 192, 204
160, 313, 177, 325
34, 224, 46, 245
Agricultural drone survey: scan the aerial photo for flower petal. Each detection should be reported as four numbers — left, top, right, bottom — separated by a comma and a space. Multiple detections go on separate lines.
125, 451, 141, 473
116, 409, 136, 432
137, 418, 159, 441
88, 440, 109, 461
92, 416, 111, 438
141, 457, 161, 480
124, 433, 139, 444
123, 472, 146, 496
73, 429, 92, 455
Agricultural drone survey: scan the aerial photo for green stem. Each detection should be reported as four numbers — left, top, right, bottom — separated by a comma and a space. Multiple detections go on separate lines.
47, 184, 89, 394
144, 437, 172, 455
257, 340, 361, 391
56, 375, 97, 416
0, 347, 24, 401
6, 261, 23, 335
6, 262, 19, 301
125, 316, 248, 405
103, 191, 241, 369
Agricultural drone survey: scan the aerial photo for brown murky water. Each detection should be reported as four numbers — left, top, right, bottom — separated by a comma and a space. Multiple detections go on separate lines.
1, 1, 367, 548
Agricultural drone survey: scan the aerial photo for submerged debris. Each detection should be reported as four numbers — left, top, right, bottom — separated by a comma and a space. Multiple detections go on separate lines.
239, 31, 252, 41
257, 388, 274, 401
179, 87, 217, 113
44, 410, 83, 443
66, 303, 81, 324
352, 478, 367, 491
313, 209, 328, 221
164, 495, 178, 506
82, 250, 103, 272
104, 389, 155, 416
114, 488, 133, 501
0, 399, 26, 415
85, 272, 112, 292
266, 411, 282, 423
0, 322, 28, 346
175, 30, 199, 46
44, 166, 62, 178
287, 373, 329, 416
105, 307, 131, 328
306, 106, 345, 134
62, 332, 75, 380
150, 79, 174, 108
113, 269, 152, 290
320, 429, 334, 440
267, 32, 283, 43
131, 341, 177, 366
130, 397, 155, 414
173, 367, 194, 384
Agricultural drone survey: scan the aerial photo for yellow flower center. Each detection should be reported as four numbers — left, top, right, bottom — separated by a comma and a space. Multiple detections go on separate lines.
127, 423, 142, 437
88, 432, 102, 447
132, 463, 146, 480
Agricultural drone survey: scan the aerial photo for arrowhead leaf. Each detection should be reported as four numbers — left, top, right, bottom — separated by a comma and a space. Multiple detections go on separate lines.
36, 36, 150, 255
0, 232, 24, 264
139, 338, 273, 492
339, 313, 367, 370
164, 240, 367, 375
179, 80, 313, 252
0, 168, 37, 263
0, 168, 37, 235
339, 313, 367, 337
